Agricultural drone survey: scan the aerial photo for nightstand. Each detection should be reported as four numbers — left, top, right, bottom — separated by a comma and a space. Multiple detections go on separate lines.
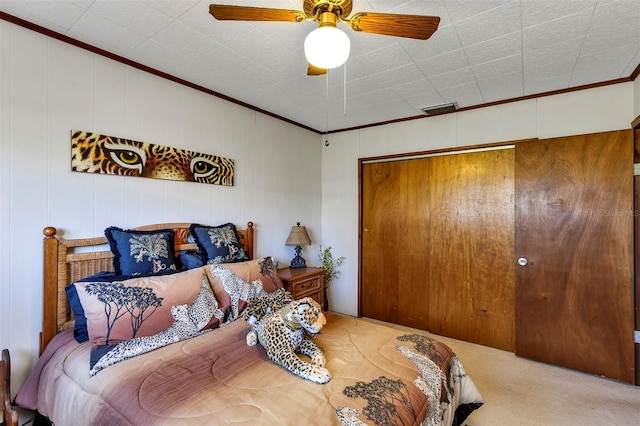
278, 267, 325, 309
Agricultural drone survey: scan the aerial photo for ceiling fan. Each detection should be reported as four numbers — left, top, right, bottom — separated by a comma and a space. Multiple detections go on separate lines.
209, 0, 440, 76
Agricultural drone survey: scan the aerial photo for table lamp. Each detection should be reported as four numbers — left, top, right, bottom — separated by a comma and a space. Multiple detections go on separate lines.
285, 222, 311, 269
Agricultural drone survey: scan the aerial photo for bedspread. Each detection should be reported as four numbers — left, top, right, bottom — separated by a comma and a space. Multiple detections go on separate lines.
20, 312, 483, 425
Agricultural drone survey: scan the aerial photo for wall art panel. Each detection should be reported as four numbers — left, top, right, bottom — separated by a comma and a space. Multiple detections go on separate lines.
71, 130, 235, 186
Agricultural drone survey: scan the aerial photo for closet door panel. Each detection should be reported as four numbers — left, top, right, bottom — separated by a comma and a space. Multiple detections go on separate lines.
361, 160, 430, 327
427, 149, 515, 351
515, 130, 634, 383
635, 127, 640, 386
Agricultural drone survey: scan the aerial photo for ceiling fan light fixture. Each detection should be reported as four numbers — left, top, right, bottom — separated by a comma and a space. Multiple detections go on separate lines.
304, 25, 351, 69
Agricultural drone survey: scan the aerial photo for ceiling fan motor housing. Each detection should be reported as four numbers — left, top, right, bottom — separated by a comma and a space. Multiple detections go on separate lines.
304, 0, 352, 19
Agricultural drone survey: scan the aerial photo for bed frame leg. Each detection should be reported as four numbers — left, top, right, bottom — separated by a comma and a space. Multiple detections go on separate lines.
1, 349, 19, 426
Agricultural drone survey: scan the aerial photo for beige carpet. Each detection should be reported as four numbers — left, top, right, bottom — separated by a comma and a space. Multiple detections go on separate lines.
363, 318, 640, 426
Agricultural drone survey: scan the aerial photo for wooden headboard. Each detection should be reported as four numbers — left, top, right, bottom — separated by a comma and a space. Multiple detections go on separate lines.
40, 222, 254, 354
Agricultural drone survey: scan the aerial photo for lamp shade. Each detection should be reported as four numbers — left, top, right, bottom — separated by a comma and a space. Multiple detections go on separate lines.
304, 26, 351, 69
286, 224, 312, 246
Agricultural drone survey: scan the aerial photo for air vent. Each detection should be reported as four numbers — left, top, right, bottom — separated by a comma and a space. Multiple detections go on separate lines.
420, 102, 458, 116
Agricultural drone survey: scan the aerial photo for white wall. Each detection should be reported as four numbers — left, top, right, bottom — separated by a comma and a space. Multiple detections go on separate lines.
0, 22, 321, 390
322, 81, 636, 317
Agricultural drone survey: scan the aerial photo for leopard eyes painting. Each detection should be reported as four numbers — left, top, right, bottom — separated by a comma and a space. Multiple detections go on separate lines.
71, 130, 235, 186
103, 142, 146, 173
190, 156, 220, 179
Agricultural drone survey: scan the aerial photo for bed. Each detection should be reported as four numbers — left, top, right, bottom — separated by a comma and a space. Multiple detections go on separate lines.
15, 222, 483, 425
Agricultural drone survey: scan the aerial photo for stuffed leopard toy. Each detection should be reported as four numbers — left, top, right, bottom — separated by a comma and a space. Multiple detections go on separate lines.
244, 288, 294, 346
250, 297, 330, 384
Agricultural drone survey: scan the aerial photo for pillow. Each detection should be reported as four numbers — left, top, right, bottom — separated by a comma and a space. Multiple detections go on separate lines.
105, 226, 178, 276
204, 257, 283, 323
89, 272, 222, 375
179, 249, 205, 270
189, 223, 249, 264
221, 257, 283, 293
66, 269, 181, 343
71, 267, 203, 348
66, 282, 89, 343
191, 272, 224, 332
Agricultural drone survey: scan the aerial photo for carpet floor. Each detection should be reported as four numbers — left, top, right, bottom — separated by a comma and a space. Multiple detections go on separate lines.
363, 318, 640, 426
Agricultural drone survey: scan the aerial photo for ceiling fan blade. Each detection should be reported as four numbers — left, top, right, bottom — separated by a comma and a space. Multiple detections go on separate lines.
307, 64, 328, 76
348, 12, 440, 40
209, 4, 307, 22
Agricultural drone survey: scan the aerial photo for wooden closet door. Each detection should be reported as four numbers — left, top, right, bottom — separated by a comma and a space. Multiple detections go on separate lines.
361, 159, 430, 327
515, 130, 635, 383
361, 148, 515, 351
427, 149, 515, 351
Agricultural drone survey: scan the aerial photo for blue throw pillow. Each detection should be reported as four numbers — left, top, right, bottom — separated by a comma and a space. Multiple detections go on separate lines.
66, 282, 89, 343
189, 223, 248, 264
179, 249, 205, 270
105, 227, 178, 276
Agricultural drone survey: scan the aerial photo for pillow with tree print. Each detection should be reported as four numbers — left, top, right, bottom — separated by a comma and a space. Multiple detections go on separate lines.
189, 223, 249, 264
66, 270, 181, 344
71, 267, 202, 350
105, 227, 178, 276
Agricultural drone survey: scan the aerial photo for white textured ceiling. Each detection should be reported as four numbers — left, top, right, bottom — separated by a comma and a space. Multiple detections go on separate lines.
1, 0, 639, 132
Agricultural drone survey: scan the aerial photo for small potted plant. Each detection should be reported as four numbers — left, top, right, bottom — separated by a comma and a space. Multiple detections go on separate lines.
318, 246, 345, 311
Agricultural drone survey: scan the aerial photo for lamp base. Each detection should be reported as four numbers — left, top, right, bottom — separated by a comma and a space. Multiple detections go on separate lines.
289, 245, 307, 269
